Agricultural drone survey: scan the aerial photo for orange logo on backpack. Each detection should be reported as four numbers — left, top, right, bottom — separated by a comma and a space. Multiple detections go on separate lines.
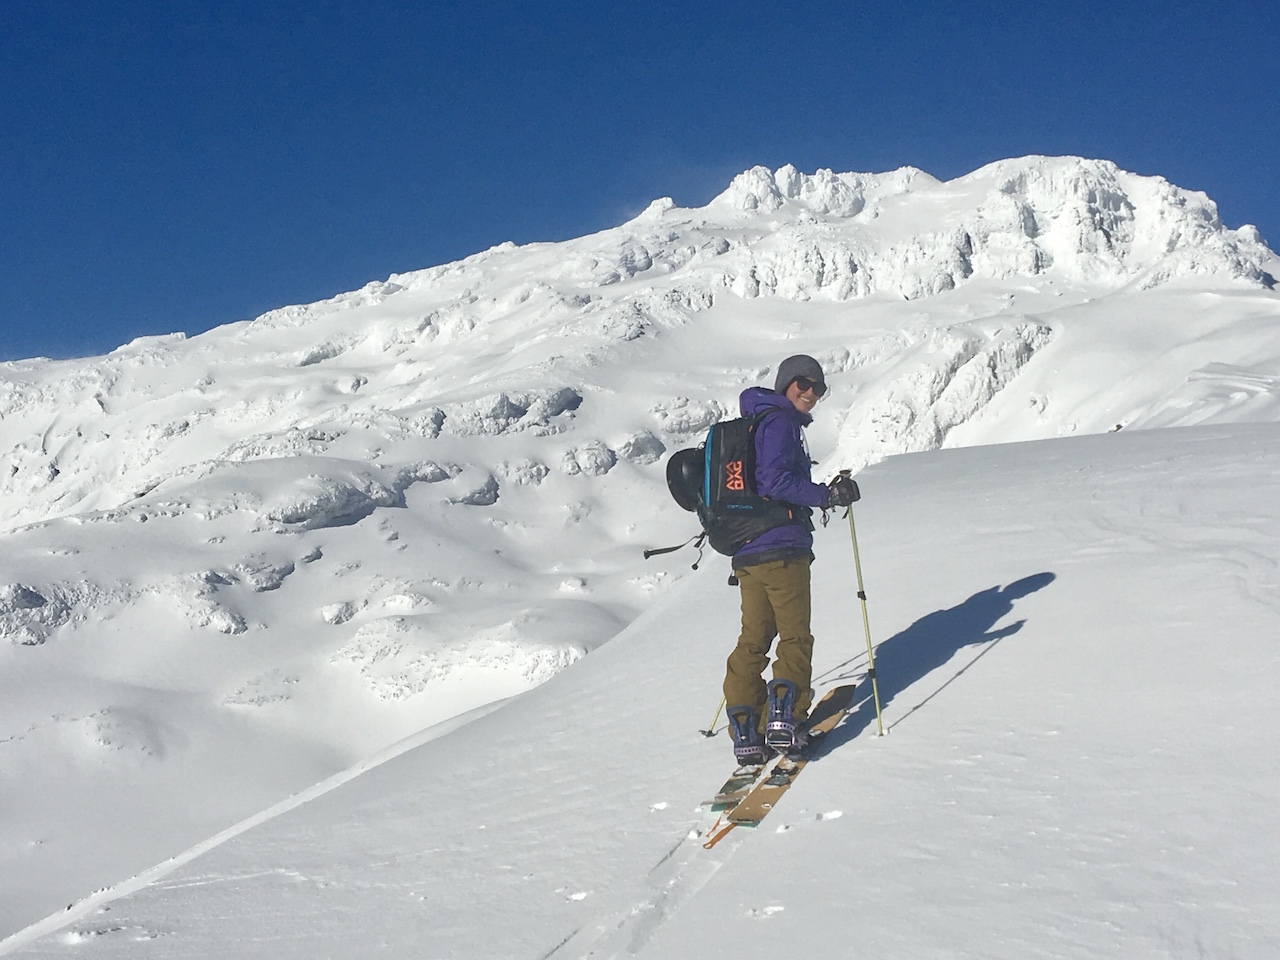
724, 460, 745, 491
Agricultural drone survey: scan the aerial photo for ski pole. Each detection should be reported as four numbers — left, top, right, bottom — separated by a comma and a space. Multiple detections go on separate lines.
700, 696, 726, 737
840, 470, 885, 737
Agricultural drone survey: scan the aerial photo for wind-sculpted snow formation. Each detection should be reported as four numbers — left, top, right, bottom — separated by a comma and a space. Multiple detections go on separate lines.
1, 155, 1279, 938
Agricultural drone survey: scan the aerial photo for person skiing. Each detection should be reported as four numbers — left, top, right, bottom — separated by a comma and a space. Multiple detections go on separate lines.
724, 354, 859, 766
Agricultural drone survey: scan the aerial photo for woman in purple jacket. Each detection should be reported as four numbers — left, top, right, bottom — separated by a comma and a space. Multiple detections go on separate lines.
724, 355, 858, 765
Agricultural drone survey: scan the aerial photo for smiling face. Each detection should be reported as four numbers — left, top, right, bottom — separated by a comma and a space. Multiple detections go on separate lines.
784, 378, 820, 414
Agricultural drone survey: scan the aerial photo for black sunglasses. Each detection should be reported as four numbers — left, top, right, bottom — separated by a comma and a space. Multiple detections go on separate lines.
793, 377, 826, 398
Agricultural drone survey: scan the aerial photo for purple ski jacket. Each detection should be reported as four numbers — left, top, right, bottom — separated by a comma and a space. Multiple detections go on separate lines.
733, 386, 832, 567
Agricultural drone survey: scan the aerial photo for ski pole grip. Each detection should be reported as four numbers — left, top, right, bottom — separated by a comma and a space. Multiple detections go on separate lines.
835, 469, 861, 503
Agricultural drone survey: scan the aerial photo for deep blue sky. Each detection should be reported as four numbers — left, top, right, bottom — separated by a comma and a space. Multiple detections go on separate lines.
2, 0, 1276, 361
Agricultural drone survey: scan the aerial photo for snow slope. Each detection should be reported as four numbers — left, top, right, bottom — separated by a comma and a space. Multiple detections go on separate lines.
2, 155, 1279, 944
5, 423, 1279, 959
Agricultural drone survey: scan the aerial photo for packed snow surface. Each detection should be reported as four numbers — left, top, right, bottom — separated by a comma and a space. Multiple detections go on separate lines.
6, 425, 1280, 959
1, 156, 1279, 956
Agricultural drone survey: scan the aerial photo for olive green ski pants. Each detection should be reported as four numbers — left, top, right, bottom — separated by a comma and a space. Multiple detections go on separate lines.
723, 557, 814, 727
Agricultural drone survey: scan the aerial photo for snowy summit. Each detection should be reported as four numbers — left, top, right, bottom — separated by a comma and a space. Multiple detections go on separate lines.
2, 156, 1279, 958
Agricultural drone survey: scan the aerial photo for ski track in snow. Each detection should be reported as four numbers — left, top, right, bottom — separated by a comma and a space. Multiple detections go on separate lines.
542, 826, 735, 960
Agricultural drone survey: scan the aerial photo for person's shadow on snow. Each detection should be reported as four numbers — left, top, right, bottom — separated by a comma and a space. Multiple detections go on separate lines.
814, 571, 1056, 750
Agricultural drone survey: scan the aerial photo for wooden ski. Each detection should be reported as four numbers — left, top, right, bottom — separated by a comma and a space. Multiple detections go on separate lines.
702, 683, 858, 847
726, 682, 858, 825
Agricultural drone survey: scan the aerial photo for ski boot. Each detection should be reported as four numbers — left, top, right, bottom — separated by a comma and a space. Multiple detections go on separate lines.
726, 705, 771, 768
765, 679, 808, 759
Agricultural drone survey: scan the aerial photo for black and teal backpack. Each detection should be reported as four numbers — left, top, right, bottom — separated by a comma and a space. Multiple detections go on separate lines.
651, 412, 804, 559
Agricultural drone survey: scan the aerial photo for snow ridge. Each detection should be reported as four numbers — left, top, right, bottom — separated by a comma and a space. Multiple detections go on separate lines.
704, 157, 1274, 300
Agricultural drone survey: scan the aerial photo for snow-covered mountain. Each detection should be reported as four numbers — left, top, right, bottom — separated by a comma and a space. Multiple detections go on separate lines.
2, 155, 1279, 944
3, 157, 1275, 533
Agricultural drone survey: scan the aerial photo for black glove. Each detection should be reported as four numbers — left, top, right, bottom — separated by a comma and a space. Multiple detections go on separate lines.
827, 475, 860, 507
